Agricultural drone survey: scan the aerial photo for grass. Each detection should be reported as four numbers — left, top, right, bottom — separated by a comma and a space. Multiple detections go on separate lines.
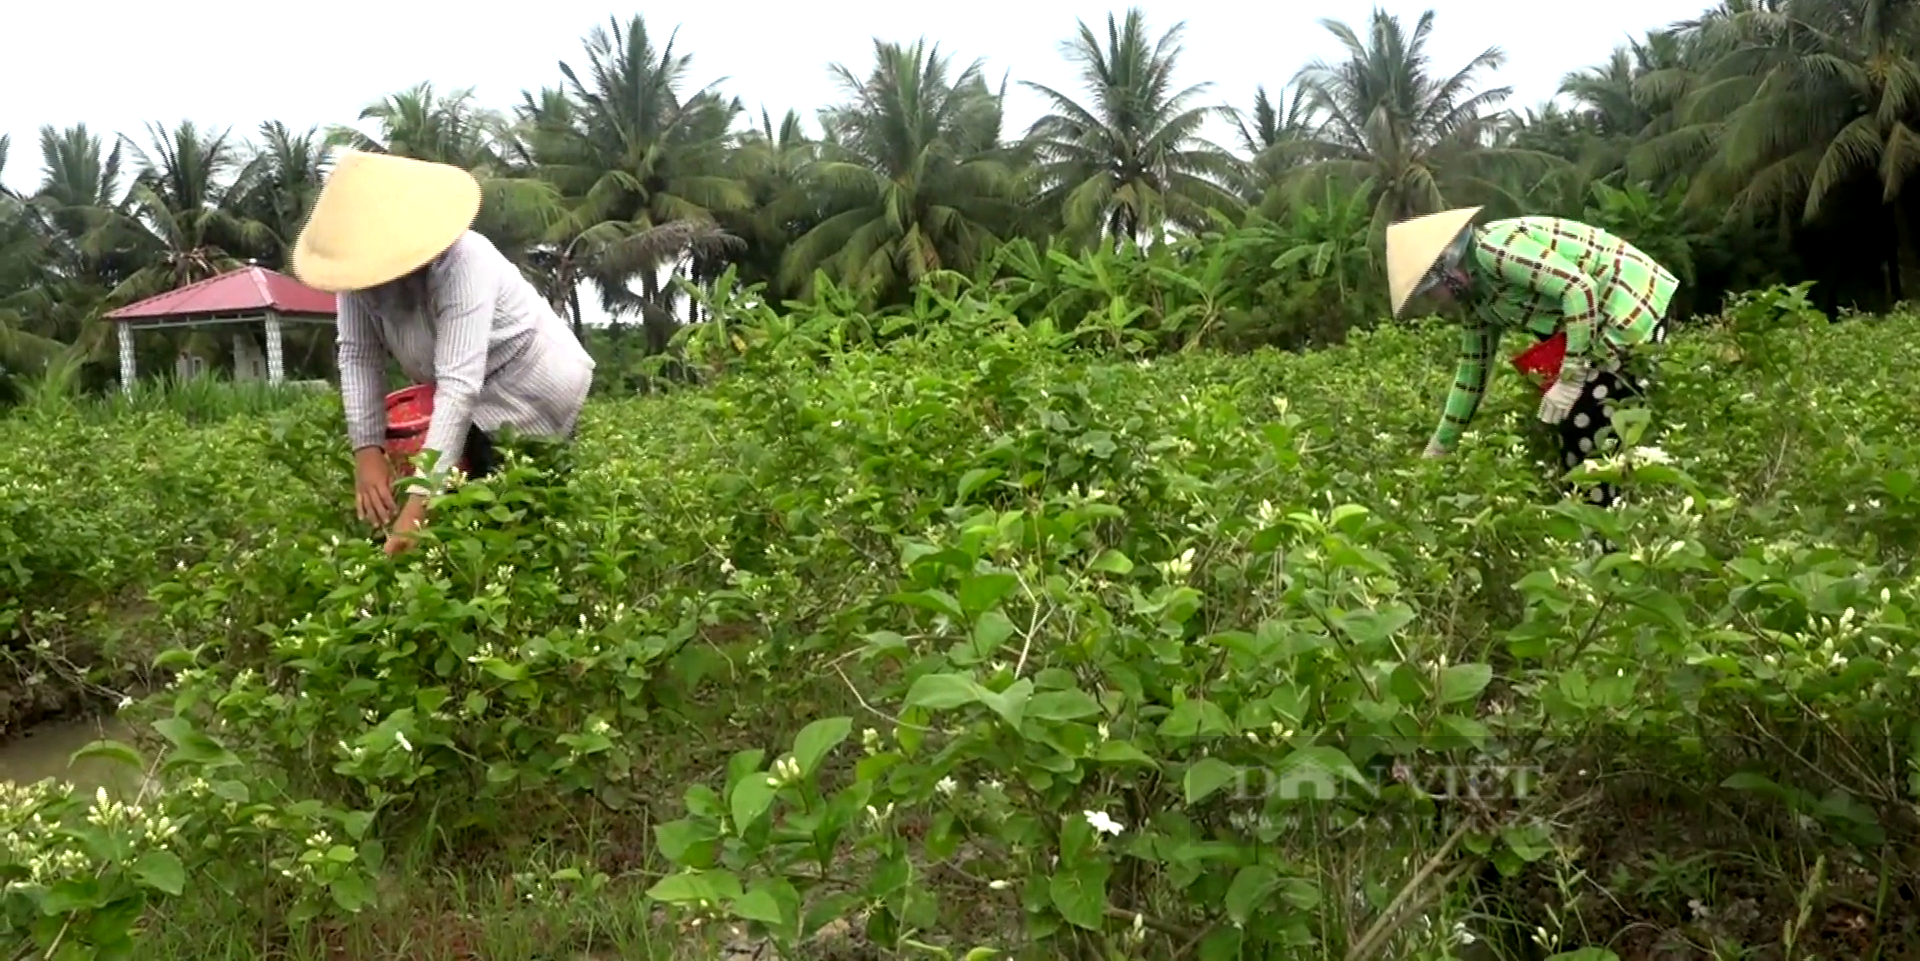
76, 849, 1024, 961
2, 371, 327, 425
144, 848, 686, 961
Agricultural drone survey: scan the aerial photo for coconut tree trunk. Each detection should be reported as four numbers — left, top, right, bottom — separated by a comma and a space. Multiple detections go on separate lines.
568, 285, 585, 341
1891, 199, 1917, 305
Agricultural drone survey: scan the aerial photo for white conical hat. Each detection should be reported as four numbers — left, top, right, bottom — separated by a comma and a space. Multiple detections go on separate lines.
1386, 206, 1483, 317
290, 150, 482, 293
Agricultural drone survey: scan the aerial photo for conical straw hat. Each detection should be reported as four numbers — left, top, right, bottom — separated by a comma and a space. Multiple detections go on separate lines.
290, 151, 482, 293
1386, 206, 1483, 317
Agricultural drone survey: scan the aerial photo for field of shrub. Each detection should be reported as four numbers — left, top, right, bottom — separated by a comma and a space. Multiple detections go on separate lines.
3, 280, 1919, 960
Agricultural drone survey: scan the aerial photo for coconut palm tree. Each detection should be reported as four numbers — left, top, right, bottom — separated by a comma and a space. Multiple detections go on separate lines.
522, 216, 742, 337
1021, 8, 1244, 247
1554, 29, 1706, 185
1232, 83, 1322, 209
227, 121, 332, 268
1615, 15, 1748, 191
529, 14, 751, 318
1285, 9, 1565, 228
26, 124, 129, 290
89, 121, 273, 300
0, 135, 14, 203
781, 38, 1024, 302
1675, 0, 1920, 233
720, 107, 820, 299
0, 137, 70, 384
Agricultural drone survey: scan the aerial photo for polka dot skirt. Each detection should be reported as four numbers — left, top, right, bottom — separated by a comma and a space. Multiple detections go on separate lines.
1554, 320, 1668, 509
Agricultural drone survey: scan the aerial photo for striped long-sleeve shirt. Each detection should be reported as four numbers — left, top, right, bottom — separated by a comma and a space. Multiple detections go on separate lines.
1430, 217, 1677, 452
336, 231, 596, 487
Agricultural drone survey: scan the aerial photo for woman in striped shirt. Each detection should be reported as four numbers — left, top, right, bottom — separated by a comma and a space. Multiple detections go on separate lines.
1386, 207, 1678, 507
291, 151, 596, 554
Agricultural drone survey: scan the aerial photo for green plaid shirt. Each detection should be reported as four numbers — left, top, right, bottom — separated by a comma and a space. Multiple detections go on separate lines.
1430, 217, 1678, 451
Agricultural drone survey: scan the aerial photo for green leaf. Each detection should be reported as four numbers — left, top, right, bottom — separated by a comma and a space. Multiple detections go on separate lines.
1544, 949, 1621, 961
730, 775, 778, 833
151, 716, 241, 770
1437, 663, 1493, 705
654, 819, 720, 868
474, 657, 528, 681
1557, 669, 1592, 707
958, 572, 1019, 613
890, 589, 965, 620
1047, 859, 1111, 930
647, 869, 744, 905
84, 913, 139, 961
414, 687, 450, 714
1059, 808, 1097, 862
903, 673, 983, 711
1183, 757, 1241, 805
1271, 746, 1368, 800
1437, 714, 1492, 749
1223, 864, 1277, 925
40, 876, 104, 914
131, 850, 185, 896
69, 739, 144, 771
725, 749, 768, 798
732, 877, 802, 933
1198, 926, 1244, 961
329, 871, 375, 913
968, 610, 1017, 658
1277, 877, 1321, 909
1158, 698, 1231, 737
149, 644, 201, 674
1093, 740, 1158, 767
1087, 549, 1134, 575
359, 840, 385, 873
1631, 590, 1690, 631
955, 467, 1003, 501
1328, 503, 1370, 531
338, 810, 373, 841
1501, 822, 1553, 862
732, 888, 783, 925
1026, 689, 1102, 721
1336, 605, 1415, 646
1720, 772, 1783, 794
978, 678, 1032, 728
860, 630, 910, 658
791, 716, 852, 779
1387, 662, 1426, 704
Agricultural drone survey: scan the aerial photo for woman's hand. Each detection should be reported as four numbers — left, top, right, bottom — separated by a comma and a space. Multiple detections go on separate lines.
353, 447, 397, 525
1539, 359, 1593, 425
383, 495, 429, 556
1422, 441, 1448, 459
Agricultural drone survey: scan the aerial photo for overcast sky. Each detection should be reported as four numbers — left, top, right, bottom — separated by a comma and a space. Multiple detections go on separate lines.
5, 0, 1688, 320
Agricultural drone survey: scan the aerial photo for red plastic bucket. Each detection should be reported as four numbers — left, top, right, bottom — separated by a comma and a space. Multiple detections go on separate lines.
1512, 332, 1567, 395
384, 384, 467, 477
